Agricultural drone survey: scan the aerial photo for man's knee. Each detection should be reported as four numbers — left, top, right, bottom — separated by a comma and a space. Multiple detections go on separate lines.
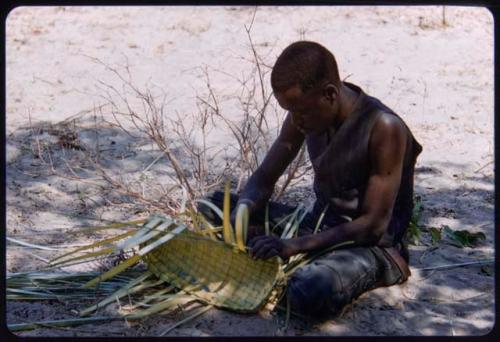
196, 191, 222, 225
287, 262, 347, 317
196, 191, 239, 225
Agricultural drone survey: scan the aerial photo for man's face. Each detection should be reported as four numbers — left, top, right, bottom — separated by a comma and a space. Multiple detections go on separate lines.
274, 84, 338, 135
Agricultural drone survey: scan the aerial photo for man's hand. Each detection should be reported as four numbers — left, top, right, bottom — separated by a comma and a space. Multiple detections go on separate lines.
248, 235, 293, 260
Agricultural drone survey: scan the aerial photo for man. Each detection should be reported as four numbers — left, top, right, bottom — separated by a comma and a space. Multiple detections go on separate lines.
200, 41, 422, 317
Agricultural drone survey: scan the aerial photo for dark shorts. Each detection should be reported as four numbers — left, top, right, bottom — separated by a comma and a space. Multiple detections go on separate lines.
197, 191, 405, 318
286, 246, 403, 317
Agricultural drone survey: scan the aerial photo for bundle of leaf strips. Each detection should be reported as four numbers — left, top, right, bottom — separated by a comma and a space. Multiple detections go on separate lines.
7, 184, 352, 332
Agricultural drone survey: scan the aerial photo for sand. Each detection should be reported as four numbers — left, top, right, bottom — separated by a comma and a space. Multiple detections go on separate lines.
5, 5, 494, 336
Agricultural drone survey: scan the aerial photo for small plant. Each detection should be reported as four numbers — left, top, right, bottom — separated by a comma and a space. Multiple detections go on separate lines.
406, 195, 423, 245
442, 225, 486, 248
428, 227, 442, 245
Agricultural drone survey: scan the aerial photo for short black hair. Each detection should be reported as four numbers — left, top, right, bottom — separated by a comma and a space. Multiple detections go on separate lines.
271, 41, 341, 94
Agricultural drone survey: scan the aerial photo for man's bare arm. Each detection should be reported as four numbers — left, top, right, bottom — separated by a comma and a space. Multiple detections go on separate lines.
237, 113, 305, 213
250, 114, 407, 259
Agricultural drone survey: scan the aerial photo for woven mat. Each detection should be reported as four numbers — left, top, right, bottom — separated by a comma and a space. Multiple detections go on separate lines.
144, 217, 281, 313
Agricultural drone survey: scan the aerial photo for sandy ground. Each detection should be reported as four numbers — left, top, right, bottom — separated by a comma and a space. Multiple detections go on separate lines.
5, 6, 494, 337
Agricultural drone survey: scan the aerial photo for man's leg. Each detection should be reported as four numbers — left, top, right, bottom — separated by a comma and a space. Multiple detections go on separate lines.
286, 246, 404, 318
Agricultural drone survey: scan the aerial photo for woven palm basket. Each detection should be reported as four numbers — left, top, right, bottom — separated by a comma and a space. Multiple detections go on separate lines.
143, 216, 283, 313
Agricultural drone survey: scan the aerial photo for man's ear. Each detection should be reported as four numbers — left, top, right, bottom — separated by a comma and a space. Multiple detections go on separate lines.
323, 83, 339, 104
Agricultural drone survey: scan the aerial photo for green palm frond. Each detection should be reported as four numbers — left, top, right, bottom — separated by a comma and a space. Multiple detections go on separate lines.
235, 203, 249, 251
222, 181, 236, 245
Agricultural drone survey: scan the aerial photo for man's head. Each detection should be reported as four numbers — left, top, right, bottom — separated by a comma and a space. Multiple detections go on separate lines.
271, 41, 343, 134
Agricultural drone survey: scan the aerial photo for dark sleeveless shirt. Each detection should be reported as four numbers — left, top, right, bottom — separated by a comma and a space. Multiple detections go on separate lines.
306, 82, 422, 247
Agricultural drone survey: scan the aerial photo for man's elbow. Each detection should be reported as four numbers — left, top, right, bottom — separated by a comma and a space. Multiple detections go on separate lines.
361, 216, 390, 246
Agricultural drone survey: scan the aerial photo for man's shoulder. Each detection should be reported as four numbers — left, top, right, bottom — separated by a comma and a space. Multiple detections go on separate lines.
370, 111, 408, 151
374, 111, 406, 131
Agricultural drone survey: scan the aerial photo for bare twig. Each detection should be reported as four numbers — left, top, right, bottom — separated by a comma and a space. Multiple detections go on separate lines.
93, 105, 100, 164
27, 108, 47, 163
142, 152, 164, 174
474, 160, 493, 173
442, 6, 448, 27
418, 258, 494, 272
86, 58, 197, 204
33, 36, 307, 224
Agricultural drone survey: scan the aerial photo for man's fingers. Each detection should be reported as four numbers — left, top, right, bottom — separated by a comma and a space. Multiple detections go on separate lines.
248, 235, 271, 249
253, 243, 273, 259
248, 235, 283, 260
250, 241, 270, 259
250, 239, 274, 259
261, 248, 279, 260
248, 236, 259, 248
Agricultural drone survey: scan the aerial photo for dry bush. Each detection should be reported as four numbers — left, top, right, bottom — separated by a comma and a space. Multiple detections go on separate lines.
22, 108, 178, 216
191, 18, 311, 200
26, 25, 312, 219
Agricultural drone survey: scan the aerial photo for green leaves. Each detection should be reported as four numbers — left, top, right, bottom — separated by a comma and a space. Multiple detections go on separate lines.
429, 227, 442, 245
405, 195, 487, 248
406, 196, 423, 245
415, 224, 487, 248
412, 195, 423, 224
442, 225, 486, 248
